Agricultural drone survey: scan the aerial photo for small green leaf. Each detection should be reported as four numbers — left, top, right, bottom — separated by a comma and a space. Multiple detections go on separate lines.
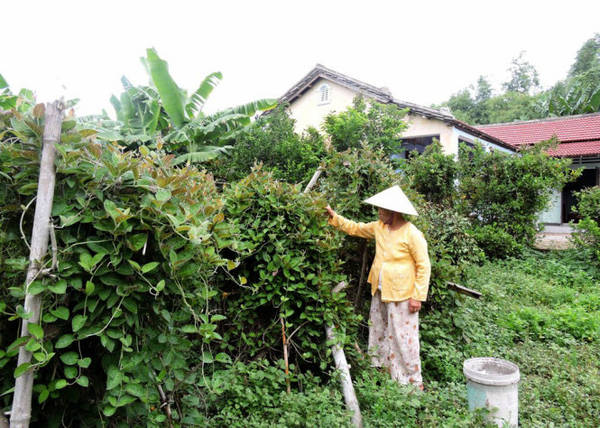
38, 387, 49, 403
33, 352, 46, 362
155, 188, 171, 202
141, 261, 159, 273
25, 338, 41, 352
64, 366, 78, 379
85, 281, 95, 295
14, 362, 32, 378
181, 325, 198, 333
126, 383, 145, 398
28, 323, 44, 340
48, 280, 67, 294
128, 259, 141, 270
51, 306, 70, 320
60, 352, 79, 365
127, 234, 147, 251
72, 315, 87, 333
55, 379, 68, 389
103, 406, 116, 417
55, 334, 74, 349
76, 376, 89, 387
78, 357, 92, 368
156, 280, 165, 292
201, 351, 213, 364
211, 314, 226, 322
27, 281, 45, 296
215, 352, 232, 364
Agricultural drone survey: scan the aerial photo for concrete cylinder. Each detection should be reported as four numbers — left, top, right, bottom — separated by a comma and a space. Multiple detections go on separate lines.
463, 357, 520, 427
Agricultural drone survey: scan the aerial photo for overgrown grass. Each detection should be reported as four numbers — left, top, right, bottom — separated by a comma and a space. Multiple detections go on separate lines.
199, 249, 599, 426
452, 249, 600, 426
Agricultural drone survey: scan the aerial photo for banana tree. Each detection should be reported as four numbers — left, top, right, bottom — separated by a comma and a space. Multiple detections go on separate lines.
547, 74, 600, 116
95, 48, 277, 163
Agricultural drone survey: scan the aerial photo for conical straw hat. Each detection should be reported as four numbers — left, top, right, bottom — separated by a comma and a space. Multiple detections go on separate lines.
363, 185, 418, 216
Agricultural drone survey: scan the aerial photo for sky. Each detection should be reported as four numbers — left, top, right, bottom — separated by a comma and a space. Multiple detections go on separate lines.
2, 0, 600, 117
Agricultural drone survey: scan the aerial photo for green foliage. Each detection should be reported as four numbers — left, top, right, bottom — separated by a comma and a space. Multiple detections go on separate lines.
83, 48, 277, 164
218, 167, 358, 367
468, 224, 522, 259
438, 82, 545, 125
1, 105, 238, 424
457, 141, 577, 251
568, 33, 600, 78
354, 370, 491, 427
413, 203, 484, 310
209, 107, 326, 185
323, 97, 408, 155
545, 71, 600, 116
198, 360, 351, 427
572, 186, 600, 265
502, 51, 540, 94
404, 141, 457, 205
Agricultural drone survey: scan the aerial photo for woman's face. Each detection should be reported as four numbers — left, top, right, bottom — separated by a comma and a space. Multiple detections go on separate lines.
378, 208, 395, 224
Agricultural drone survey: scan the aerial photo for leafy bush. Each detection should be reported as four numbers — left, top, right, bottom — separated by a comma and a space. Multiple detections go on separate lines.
404, 141, 458, 206
323, 97, 408, 155
354, 369, 491, 427
457, 141, 577, 252
1, 118, 235, 425
469, 224, 522, 259
217, 167, 359, 369
572, 186, 600, 265
198, 360, 351, 427
209, 107, 326, 185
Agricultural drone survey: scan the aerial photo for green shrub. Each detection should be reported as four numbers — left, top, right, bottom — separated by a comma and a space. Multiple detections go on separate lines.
404, 141, 458, 206
323, 97, 408, 155
458, 141, 577, 251
217, 167, 359, 369
1, 125, 233, 425
572, 186, 600, 265
198, 360, 351, 427
469, 224, 522, 259
209, 107, 326, 185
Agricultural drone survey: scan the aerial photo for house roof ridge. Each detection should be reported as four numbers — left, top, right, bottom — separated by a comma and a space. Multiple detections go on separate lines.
476, 111, 600, 128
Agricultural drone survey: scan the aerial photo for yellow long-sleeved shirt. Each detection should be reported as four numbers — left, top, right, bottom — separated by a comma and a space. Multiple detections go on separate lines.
328, 212, 431, 302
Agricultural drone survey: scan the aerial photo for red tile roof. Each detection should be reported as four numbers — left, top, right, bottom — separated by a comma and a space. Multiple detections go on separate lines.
547, 140, 600, 157
475, 113, 600, 157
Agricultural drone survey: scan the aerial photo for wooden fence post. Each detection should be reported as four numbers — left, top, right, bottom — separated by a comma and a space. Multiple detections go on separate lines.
10, 100, 64, 428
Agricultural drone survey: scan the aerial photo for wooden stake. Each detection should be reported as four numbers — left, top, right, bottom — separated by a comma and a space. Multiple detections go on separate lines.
303, 166, 323, 193
303, 166, 363, 426
10, 100, 64, 428
327, 282, 363, 428
280, 317, 291, 394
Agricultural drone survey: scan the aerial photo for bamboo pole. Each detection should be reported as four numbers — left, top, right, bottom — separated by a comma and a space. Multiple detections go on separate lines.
327, 281, 363, 428
304, 167, 363, 427
10, 100, 64, 428
303, 166, 323, 193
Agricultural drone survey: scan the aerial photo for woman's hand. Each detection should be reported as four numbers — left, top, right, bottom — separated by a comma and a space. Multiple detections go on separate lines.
325, 205, 335, 218
408, 298, 421, 313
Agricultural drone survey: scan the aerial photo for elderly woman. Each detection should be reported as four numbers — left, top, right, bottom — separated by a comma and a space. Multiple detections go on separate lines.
326, 185, 431, 389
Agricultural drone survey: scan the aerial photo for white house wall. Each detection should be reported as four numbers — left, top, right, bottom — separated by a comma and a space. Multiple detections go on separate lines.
452, 128, 514, 154
287, 78, 357, 133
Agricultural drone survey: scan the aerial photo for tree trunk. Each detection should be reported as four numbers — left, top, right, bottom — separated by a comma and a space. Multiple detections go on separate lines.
10, 100, 64, 428
326, 282, 363, 428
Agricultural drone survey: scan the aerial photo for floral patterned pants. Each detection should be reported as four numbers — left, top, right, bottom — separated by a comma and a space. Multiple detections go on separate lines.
367, 290, 423, 387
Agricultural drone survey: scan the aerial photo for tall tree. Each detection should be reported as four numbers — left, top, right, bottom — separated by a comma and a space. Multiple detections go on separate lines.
568, 33, 600, 78
503, 51, 540, 94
